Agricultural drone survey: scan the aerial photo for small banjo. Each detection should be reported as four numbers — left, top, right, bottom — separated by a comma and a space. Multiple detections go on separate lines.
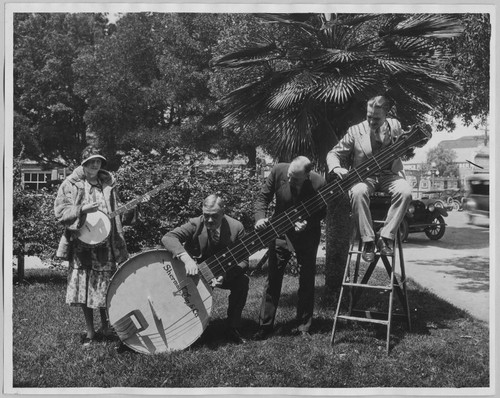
76, 180, 172, 247
106, 124, 432, 354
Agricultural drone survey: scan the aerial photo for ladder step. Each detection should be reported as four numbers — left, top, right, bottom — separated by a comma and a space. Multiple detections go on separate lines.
336, 314, 389, 325
349, 250, 394, 258
343, 282, 392, 290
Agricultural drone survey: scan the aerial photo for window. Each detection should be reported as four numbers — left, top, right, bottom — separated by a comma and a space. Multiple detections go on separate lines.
23, 172, 50, 190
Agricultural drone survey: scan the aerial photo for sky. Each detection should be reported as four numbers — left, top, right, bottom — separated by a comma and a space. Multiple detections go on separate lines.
410, 120, 489, 163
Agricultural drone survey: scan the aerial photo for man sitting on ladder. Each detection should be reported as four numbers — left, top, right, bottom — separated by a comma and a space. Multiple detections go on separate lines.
326, 95, 412, 261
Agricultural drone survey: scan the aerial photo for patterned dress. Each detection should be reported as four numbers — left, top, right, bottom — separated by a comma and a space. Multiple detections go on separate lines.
66, 180, 117, 309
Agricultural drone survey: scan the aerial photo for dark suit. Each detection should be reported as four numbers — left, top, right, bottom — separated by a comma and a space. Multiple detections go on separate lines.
161, 215, 249, 328
255, 163, 326, 332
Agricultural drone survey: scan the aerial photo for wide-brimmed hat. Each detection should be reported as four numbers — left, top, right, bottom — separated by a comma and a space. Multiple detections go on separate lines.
81, 146, 107, 167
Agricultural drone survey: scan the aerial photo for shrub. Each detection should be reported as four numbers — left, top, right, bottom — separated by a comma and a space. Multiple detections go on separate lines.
115, 148, 261, 253
12, 157, 63, 261
12, 147, 263, 262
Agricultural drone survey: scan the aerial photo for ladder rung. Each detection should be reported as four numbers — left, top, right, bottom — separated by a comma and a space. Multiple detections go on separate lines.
349, 250, 394, 258
336, 314, 389, 325
343, 282, 392, 290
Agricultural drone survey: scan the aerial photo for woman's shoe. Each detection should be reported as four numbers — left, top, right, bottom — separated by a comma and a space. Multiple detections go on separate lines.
81, 336, 95, 347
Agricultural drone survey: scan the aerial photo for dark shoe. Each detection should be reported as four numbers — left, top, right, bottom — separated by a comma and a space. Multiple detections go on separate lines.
97, 326, 116, 339
81, 336, 95, 347
292, 327, 311, 338
114, 341, 133, 353
377, 237, 394, 256
253, 328, 272, 341
226, 328, 246, 344
362, 241, 376, 262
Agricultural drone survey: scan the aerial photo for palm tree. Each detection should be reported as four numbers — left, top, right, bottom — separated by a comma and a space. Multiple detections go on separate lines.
212, 13, 464, 293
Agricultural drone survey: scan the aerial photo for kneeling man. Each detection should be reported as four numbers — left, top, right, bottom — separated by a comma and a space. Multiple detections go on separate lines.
161, 194, 249, 344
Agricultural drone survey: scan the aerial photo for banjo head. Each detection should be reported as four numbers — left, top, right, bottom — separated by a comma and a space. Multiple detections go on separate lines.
77, 210, 111, 247
106, 249, 213, 354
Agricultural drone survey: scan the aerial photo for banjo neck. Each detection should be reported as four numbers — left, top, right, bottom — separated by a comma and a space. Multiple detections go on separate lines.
196, 124, 431, 283
108, 180, 173, 219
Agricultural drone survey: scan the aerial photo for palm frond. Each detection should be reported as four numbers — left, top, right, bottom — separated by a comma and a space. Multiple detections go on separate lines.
211, 42, 280, 68
255, 13, 318, 34
301, 47, 369, 64
381, 14, 464, 39
309, 68, 385, 104
266, 70, 321, 109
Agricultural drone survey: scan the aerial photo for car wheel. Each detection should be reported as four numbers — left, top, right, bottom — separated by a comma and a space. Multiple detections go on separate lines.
425, 215, 446, 240
434, 200, 445, 209
399, 219, 409, 242
452, 200, 461, 211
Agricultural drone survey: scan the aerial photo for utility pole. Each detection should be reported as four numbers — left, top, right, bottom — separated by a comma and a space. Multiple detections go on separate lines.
482, 120, 489, 147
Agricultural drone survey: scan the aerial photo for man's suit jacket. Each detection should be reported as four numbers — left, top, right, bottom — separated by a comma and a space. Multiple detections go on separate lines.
161, 215, 248, 271
255, 163, 326, 248
326, 118, 405, 176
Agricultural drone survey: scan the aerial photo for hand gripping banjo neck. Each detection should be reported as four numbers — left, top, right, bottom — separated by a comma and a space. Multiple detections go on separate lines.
108, 180, 173, 219
77, 180, 173, 246
196, 124, 432, 283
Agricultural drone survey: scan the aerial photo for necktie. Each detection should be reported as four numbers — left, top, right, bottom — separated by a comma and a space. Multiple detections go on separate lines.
210, 229, 220, 245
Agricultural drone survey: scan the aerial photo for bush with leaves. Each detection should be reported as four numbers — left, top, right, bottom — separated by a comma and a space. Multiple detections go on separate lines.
12, 156, 63, 263
115, 147, 262, 254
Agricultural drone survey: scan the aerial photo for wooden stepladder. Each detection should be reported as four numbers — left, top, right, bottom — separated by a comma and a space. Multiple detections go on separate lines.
330, 221, 412, 354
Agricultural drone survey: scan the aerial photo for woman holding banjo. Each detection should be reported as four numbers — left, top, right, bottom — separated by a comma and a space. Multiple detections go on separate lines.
54, 146, 132, 347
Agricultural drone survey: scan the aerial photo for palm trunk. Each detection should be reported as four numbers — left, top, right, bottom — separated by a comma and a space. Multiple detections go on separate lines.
324, 193, 352, 300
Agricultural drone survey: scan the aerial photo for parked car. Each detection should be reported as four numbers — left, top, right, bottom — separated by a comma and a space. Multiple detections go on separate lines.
419, 190, 453, 211
400, 199, 448, 241
463, 173, 490, 225
370, 194, 447, 242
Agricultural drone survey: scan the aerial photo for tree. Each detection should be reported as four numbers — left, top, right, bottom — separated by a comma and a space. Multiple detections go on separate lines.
13, 13, 109, 162
209, 14, 285, 167
74, 13, 255, 168
212, 13, 464, 294
74, 13, 162, 168
433, 14, 491, 131
425, 146, 459, 177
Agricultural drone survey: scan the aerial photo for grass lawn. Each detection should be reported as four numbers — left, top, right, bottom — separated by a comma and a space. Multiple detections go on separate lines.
11, 261, 489, 389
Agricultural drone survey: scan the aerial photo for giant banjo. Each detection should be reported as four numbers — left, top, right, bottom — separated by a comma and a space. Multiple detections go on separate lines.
106, 124, 432, 354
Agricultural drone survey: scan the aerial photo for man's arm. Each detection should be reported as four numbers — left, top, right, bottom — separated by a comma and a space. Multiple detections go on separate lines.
161, 220, 202, 276
161, 219, 197, 258
326, 128, 355, 173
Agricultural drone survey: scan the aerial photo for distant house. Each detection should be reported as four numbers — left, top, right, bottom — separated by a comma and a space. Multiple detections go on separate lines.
20, 160, 68, 190
438, 135, 489, 176
403, 134, 489, 196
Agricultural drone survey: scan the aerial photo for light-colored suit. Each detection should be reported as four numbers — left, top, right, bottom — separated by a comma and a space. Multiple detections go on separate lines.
326, 118, 405, 176
326, 118, 412, 242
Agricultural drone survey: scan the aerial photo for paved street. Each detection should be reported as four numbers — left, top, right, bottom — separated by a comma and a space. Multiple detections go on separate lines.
401, 210, 490, 323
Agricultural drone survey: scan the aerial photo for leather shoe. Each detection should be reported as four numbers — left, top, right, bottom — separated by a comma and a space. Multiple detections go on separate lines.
291, 328, 311, 339
253, 328, 272, 341
377, 237, 394, 256
362, 241, 376, 262
226, 328, 246, 344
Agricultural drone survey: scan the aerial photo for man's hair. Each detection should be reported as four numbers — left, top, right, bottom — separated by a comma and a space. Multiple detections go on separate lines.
367, 96, 392, 113
203, 194, 225, 211
289, 156, 313, 174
